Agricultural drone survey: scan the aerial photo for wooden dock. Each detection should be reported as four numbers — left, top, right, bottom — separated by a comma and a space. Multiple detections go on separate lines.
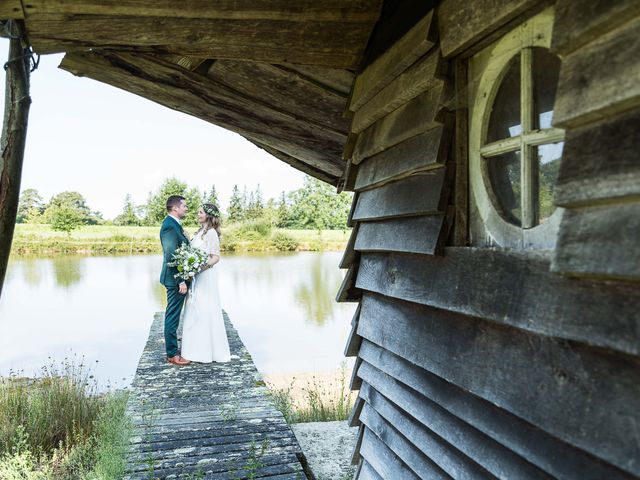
124, 313, 307, 480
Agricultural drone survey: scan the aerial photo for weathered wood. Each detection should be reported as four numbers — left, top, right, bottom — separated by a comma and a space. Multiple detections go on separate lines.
551, 0, 640, 55
438, 0, 546, 58
360, 404, 454, 479
554, 108, 640, 207
350, 357, 363, 391
339, 223, 359, 270
351, 425, 365, 465
0, 1, 23, 19
350, 11, 437, 111
359, 385, 497, 480
60, 51, 346, 176
277, 63, 354, 96
358, 292, 640, 476
554, 16, 640, 129
552, 202, 640, 281
354, 124, 451, 191
352, 84, 448, 165
0, 23, 31, 298
359, 427, 425, 480
355, 248, 640, 356
336, 264, 361, 303
453, 59, 469, 246
355, 215, 446, 256
359, 459, 383, 480
353, 169, 446, 221
358, 339, 637, 480
350, 51, 446, 133
207, 60, 351, 134
348, 395, 365, 427
344, 304, 363, 357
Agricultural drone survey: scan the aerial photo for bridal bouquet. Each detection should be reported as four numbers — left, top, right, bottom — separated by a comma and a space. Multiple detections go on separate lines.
167, 243, 209, 281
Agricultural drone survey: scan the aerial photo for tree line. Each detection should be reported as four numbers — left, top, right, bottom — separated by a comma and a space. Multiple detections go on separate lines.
17, 175, 353, 233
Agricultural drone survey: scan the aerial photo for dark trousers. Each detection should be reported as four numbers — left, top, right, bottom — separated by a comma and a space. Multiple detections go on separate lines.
164, 286, 186, 357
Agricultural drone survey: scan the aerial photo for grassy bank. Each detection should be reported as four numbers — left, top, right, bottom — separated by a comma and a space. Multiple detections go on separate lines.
11, 224, 350, 256
0, 363, 130, 479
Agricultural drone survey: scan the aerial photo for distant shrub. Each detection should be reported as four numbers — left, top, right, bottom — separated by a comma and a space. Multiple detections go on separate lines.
271, 233, 299, 252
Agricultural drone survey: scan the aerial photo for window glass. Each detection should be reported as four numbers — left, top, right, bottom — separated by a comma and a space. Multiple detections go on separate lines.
537, 142, 563, 224
486, 55, 521, 143
533, 47, 561, 130
487, 151, 522, 226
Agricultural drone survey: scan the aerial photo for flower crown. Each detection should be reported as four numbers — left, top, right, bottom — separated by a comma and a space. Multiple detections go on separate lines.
202, 204, 220, 217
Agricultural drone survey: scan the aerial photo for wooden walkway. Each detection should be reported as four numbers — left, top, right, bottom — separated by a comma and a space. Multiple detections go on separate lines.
124, 313, 307, 480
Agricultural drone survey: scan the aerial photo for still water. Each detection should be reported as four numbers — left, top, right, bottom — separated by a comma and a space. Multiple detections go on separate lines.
0, 253, 356, 389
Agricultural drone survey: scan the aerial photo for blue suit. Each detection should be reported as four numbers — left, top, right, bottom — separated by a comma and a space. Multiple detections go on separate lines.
159, 215, 190, 357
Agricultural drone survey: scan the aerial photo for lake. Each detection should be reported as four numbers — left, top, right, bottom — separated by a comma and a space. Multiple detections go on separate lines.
0, 252, 356, 390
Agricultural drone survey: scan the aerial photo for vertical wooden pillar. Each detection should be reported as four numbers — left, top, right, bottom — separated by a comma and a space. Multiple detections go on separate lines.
0, 21, 31, 297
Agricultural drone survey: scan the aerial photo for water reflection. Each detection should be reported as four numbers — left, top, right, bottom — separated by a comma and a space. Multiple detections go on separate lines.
51, 256, 83, 288
294, 254, 343, 326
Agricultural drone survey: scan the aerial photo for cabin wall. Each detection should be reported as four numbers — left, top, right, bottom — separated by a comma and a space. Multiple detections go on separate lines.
339, 1, 640, 478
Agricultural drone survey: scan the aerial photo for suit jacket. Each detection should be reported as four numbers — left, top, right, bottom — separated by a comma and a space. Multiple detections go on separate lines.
159, 215, 190, 288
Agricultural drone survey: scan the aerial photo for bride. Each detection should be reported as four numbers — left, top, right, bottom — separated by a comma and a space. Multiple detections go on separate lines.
181, 203, 231, 363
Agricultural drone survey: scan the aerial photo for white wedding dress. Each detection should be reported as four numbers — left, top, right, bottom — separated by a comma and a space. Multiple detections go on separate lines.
181, 229, 231, 363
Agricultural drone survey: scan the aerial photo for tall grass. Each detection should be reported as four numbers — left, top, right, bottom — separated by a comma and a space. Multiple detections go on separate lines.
0, 361, 130, 479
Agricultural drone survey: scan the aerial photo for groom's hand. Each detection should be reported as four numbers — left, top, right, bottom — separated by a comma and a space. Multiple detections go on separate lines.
178, 282, 187, 294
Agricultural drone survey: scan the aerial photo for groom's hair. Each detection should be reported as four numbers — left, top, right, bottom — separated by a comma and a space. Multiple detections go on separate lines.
166, 195, 185, 212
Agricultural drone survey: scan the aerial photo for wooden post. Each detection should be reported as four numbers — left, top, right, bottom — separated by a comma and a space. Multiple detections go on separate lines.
0, 21, 31, 298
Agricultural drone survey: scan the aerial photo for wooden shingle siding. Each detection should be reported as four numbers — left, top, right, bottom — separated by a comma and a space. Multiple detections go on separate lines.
355, 249, 640, 356
552, 202, 640, 281
360, 427, 431, 480
336, 264, 361, 303
553, 16, 640, 129
344, 304, 363, 357
355, 216, 446, 256
339, 223, 360, 270
554, 107, 640, 208
0, 0, 23, 19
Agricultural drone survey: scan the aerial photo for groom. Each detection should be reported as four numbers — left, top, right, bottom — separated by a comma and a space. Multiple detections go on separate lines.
159, 195, 191, 366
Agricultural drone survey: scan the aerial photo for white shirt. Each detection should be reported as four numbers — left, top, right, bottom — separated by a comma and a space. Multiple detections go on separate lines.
168, 214, 182, 225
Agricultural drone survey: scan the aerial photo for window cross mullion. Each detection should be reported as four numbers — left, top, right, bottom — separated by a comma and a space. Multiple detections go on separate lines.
520, 48, 535, 229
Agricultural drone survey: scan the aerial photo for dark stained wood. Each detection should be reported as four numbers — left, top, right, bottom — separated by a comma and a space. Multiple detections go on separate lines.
554, 108, 640, 207
350, 357, 363, 391
551, 0, 640, 55
359, 384, 498, 480
352, 84, 448, 164
552, 202, 640, 281
357, 293, 640, 476
351, 425, 365, 465
339, 223, 359, 269
349, 11, 437, 111
0, 1, 23, 19
358, 343, 634, 480
0, 25, 31, 298
437, 0, 546, 58
355, 216, 446, 256
344, 304, 363, 357
350, 51, 446, 133
60, 51, 346, 177
348, 395, 365, 427
554, 17, 640, 129
359, 427, 426, 480
336, 264, 361, 303
276, 63, 354, 96
355, 248, 640, 356
360, 404, 454, 479
453, 58, 469, 246
206, 60, 351, 134
353, 169, 446, 221
354, 124, 451, 191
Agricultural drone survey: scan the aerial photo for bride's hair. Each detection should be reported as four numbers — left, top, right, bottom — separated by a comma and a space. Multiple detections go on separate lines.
197, 203, 221, 238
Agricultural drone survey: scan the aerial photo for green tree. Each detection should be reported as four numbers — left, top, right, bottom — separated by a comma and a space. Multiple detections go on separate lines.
288, 176, 352, 230
144, 178, 202, 226
227, 185, 244, 223
50, 205, 84, 237
17, 188, 44, 223
204, 185, 219, 206
113, 194, 140, 226
43, 191, 101, 225
276, 191, 290, 228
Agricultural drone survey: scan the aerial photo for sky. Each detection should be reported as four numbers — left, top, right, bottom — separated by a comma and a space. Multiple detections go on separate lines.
0, 41, 306, 219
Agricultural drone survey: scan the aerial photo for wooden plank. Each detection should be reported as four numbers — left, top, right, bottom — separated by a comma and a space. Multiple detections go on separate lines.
355, 248, 640, 356
554, 107, 640, 208
60, 51, 345, 176
359, 459, 384, 480
552, 202, 640, 281
554, 17, 640, 129
359, 427, 426, 480
207, 60, 351, 134
0, 1, 23, 19
351, 425, 365, 465
355, 124, 451, 191
26, 14, 377, 68
551, 0, 640, 55
350, 51, 446, 133
350, 357, 363, 391
354, 215, 446, 256
360, 404, 454, 479
353, 169, 446, 221
350, 11, 437, 111
359, 339, 637, 480
276, 63, 354, 96
347, 395, 365, 428
346, 192, 359, 228
344, 304, 363, 357
453, 59, 469, 245
339, 223, 359, 269
438, 0, 546, 58
352, 84, 448, 165
358, 293, 640, 477
336, 264, 361, 303
359, 384, 498, 480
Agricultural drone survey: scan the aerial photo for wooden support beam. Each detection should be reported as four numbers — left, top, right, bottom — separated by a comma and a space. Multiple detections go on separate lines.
0, 22, 31, 298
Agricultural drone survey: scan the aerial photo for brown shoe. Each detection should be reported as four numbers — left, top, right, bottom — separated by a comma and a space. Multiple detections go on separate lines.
167, 355, 191, 366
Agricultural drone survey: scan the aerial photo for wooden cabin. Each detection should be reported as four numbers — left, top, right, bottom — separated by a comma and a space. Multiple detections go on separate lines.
2, 1, 639, 478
